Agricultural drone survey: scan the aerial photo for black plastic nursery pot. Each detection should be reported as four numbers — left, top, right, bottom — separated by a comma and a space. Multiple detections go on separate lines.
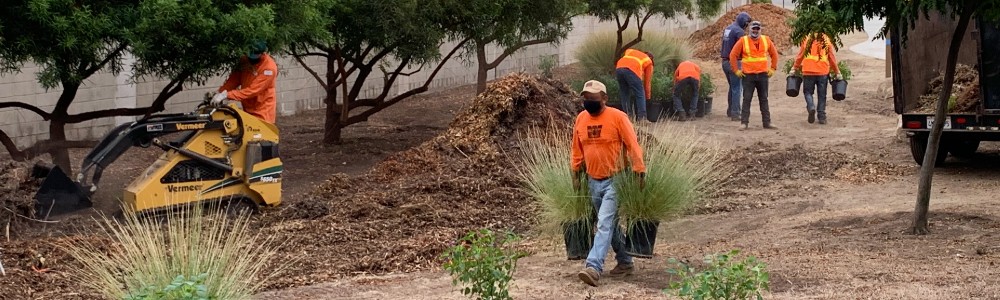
831, 79, 848, 101
786, 75, 803, 97
696, 96, 712, 117
563, 219, 594, 260
624, 220, 659, 259
647, 100, 665, 122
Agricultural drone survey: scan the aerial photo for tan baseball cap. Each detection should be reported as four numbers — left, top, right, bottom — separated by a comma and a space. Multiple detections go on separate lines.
581, 80, 607, 94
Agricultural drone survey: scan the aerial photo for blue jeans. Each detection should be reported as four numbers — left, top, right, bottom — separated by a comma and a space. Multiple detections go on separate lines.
616, 68, 646, 120
803, 75, 829, 119
721, 61, 742, 118
673, 77, 700, 115
585, 177, 631, 273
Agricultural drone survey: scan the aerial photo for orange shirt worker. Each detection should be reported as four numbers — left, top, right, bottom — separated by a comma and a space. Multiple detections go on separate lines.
672, 60, 702, 120
571, 80, 646, 287
212, 41, 279, 123
793, 33, 840, 124
729, 21, 779, 129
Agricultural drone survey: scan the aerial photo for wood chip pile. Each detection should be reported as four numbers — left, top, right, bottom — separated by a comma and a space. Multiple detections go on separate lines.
689, 3, 796, 61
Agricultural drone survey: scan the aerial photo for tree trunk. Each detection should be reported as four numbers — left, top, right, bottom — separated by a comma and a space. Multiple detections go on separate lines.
322, 95, 341, 144
47, 82, 81, 175
912, 8, 973, 235
476, 43, 489, 94
48, 120, 72, 175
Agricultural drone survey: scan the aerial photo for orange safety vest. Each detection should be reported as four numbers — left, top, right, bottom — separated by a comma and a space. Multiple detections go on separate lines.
739, 35, 772, 74
801, 35, 833, 75
616, 49, 654, 98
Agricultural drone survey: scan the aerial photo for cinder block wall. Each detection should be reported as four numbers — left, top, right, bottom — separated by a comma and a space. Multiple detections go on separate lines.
0, 3, 746, 149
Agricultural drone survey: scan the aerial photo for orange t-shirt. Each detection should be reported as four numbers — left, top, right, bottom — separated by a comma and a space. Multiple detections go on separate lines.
674, 61, 702, 83
570, 107, 646, 179
219, 53, 279, 123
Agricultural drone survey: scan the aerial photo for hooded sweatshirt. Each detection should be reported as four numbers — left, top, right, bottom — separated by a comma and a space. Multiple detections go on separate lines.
721, 12, 752, 60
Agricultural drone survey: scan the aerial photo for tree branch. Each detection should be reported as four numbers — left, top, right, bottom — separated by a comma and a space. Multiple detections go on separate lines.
0, 128, 25, 160
345, 38, 469, 124
0, 102, 51, 120
486, 38, 555, 69
293, 50, 330, 91
64, 71, 190, 123
82, 43, 128, 77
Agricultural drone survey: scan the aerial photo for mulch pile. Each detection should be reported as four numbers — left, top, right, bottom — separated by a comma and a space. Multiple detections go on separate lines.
1, 161, 39, 227
703, 142, 911, 212
258, 73, 581, 289
914, 64, 980, 113
689, 3, 796, 61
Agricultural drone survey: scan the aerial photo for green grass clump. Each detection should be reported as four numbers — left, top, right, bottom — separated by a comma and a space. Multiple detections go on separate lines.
64, 204, 280, 300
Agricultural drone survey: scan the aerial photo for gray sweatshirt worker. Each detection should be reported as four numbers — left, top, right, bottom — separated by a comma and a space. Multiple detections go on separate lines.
721, 12, 751, 121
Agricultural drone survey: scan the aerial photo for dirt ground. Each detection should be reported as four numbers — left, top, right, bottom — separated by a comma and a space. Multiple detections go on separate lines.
246, 32, 1000, 299
4, 31, 1000, 299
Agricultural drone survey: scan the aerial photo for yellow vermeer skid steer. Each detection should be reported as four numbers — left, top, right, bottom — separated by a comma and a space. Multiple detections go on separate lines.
33, 98, 282, 219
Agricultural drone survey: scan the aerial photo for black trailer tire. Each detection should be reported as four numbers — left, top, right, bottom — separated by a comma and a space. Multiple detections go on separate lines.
949, 140, 980, 158
909, 133, 947, 166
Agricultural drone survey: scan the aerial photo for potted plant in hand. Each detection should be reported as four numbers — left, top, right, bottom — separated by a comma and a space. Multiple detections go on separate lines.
648, 73, 673, 122
831, 61, 851, 101
516, 130, 594, 260
784, 59, 803, 97
697, 73, 715, 117
615, 130, 731, 258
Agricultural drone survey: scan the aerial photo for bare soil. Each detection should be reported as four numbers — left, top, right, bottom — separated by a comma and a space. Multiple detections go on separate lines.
4, 31, 1000, 300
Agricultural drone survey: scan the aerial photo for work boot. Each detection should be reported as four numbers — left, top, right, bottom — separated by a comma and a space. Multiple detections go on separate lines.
763, 123, 778, 129
808, 109, 816, 124
818, 118, 827, 125
731, 116, 740, 122
739, 123, 749, 130
578, 267, 600, 286
609, 263, 634, 276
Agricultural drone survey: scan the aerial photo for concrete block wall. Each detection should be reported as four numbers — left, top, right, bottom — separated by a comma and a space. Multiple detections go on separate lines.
1, 1, 746, 150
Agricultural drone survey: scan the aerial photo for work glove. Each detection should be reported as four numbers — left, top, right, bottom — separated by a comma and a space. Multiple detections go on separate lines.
767, 68, 775, 77
211, 90, 229, 105
735, 70, 745, 78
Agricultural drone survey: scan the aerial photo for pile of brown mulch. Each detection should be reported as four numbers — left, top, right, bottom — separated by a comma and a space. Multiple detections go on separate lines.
689, 3, 796, 61
914, 64, 980, 113
257, 73, 581, 289
1, 161, 39, 227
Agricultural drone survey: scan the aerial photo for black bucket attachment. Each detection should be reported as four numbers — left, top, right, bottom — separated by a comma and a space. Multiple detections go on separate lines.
34, 165, 92, 219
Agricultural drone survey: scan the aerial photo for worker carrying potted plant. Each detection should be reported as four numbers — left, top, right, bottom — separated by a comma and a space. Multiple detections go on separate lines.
793, 33, 840, 124
672, 60, 702, 121
571, 80, 647, 287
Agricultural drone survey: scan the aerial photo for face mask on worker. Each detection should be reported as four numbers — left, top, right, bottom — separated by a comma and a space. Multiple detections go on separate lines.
583, 99, 603, 115
750, 29, 761, 38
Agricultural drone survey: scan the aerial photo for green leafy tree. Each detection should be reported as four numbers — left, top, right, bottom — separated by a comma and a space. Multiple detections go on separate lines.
289, 0, 466, 144
791, 0, 1000, 234
445, 0, 580, 93
586, 0, 724, 72
0, 0, 316, 174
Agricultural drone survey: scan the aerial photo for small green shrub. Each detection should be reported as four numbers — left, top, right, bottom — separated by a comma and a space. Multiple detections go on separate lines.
699, 73, 715, 98
443, 229, 526, 300
539, 55, 558, 79
782, 59, 802, 77
665, 249, 770, 300
835, 61, 852, 81
125, 273, 210, 300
